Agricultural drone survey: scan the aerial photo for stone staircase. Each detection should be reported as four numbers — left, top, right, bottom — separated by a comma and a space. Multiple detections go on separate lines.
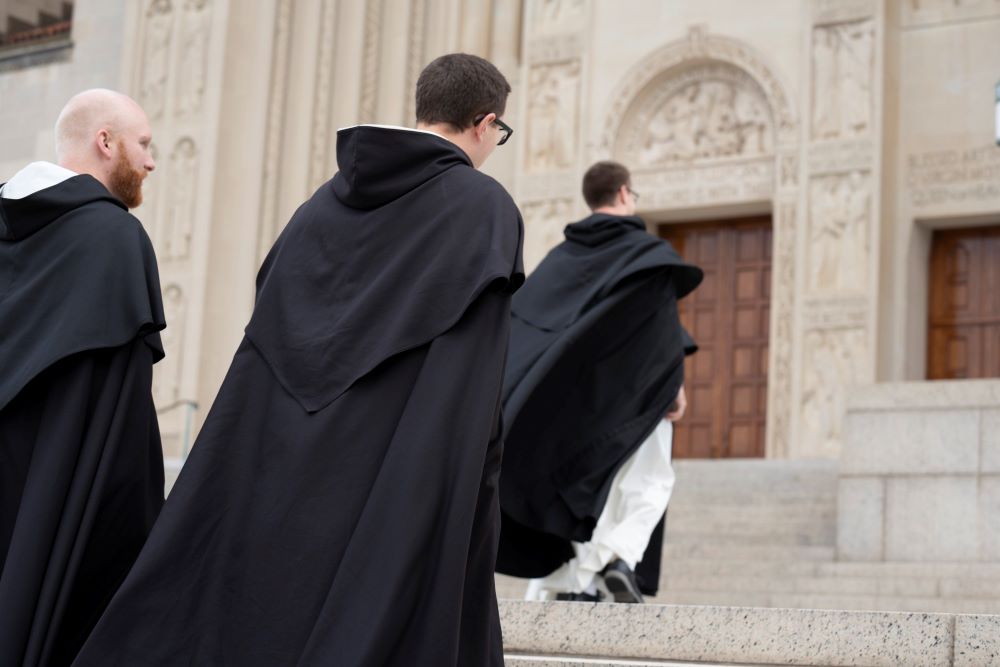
499, 459, 1000, 614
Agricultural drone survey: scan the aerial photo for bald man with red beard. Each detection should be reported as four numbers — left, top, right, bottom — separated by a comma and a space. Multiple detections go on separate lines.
0, 89, 166, 667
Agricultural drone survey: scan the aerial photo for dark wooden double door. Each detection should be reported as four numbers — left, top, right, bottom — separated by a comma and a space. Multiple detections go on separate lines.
660, 217, 771, 459
928, 226, 1000, 380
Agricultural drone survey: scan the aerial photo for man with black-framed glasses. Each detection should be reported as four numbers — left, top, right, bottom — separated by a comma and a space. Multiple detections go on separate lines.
74, 53, 523, 667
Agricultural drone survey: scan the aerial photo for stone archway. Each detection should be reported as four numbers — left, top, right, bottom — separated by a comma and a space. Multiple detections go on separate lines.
597, 26, 800, 458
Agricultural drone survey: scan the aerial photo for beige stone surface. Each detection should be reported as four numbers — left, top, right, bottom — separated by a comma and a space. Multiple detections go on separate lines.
842, 409, 980, 475
499, 601, 955, 666
884, 476, 980, 562
836, 476, 884, 561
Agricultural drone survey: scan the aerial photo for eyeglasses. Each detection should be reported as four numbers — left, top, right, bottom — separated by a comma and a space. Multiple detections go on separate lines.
628, 187, 640, 202
474, 114, 514, 146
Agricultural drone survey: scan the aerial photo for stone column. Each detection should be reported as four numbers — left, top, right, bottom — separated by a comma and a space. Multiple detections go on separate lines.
792, 0, 885, 459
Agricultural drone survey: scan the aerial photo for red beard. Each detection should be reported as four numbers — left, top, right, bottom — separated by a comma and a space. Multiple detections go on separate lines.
108, 142, 145, 209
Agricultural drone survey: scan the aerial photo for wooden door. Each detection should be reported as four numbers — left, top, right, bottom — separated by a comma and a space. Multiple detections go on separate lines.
928, 226, 1000, 379
660, 217, 771, 458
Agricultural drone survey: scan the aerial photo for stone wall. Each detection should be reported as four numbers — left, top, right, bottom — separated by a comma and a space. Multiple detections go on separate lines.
839, 379, 1000, 562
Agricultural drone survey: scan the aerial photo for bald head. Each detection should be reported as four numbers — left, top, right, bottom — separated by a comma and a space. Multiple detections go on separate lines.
53, 89, 156, 208
55, 89, 146, 161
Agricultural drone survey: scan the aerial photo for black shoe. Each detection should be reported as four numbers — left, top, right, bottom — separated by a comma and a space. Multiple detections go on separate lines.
554, 590, 604, 602
601, 558, 644, 603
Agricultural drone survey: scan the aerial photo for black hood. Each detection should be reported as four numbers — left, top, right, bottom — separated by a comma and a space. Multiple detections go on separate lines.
0, 174, 125, 242
331, 126, 472, 209
564, 213, 646, 246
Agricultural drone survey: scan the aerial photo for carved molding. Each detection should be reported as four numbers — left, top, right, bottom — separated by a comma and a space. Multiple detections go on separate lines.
403, 0, 428, 125
766, 200, 797, 458
257, 0, 294, 264
526, 60, 581, 171
309, 0, 339, 191
526, 32, 584, 64
601, 26, 797, 153
358, 0, 383, 123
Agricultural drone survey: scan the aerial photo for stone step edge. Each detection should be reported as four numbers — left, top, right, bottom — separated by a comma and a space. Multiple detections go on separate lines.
504, 654, 769, 666
499, 600, 997, 667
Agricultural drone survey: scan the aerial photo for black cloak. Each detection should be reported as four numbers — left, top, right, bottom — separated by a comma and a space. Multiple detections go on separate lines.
73, 126, 524, 667
0, 173, 166, 667
495, 214, 702, 578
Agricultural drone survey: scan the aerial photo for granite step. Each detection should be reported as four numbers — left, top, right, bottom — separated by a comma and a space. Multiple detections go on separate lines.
499, 600, 996, 666
506, 656, 770, 666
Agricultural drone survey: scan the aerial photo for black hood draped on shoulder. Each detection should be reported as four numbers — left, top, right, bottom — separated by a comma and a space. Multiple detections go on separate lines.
73, 126, 524, 667
246, 126, 524, 413
496, 213, 703, 578
0, 174, 165, 411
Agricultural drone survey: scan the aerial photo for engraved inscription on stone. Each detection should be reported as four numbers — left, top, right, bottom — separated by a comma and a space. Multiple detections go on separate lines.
526, 61, 581, 171
802, 296, 869, 329
905, 0, 1000, 26
162, 138, 198, 261
907, 146, 1000, 209
813, 0, 876, 24
801, 328, 869, 458
808, 172, 870, 295
808, 139, 874, 175
812, 20, 874, 140
139, 0, 174, 120
174, 0, 212, 116
522, 198, 573, 273
618, 63, 774, 167
629, 157, 774, 210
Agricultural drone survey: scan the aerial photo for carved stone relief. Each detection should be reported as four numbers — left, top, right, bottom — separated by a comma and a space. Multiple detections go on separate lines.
602, 28, 796, 153
139, 0, 173, 120
533, 0, 586, 33
616, 63, 774, 167
800, 328, 868, 458
174, 0, 212, 116
526, 60, 581, 171
162, 138, 198, 261
807, 171, 870, 295
522, 198, 573, 273
811, 20, 874, 141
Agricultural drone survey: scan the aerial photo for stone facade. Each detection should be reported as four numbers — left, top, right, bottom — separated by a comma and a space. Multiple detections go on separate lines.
1, 0, 998, 464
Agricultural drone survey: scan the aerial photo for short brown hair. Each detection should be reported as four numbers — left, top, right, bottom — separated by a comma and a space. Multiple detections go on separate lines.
416, 53, 512, 131
582, 161, 631, 209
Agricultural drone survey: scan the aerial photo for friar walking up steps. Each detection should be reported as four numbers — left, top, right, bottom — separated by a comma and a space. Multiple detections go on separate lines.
73, 54, 523, 667
0, 89, 165, 667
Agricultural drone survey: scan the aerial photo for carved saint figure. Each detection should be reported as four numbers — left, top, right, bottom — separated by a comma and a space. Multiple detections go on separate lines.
163, 138, 198, 260
140, 0, 174, 119
527, 62, 579, 170
175, 0, 211, 115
